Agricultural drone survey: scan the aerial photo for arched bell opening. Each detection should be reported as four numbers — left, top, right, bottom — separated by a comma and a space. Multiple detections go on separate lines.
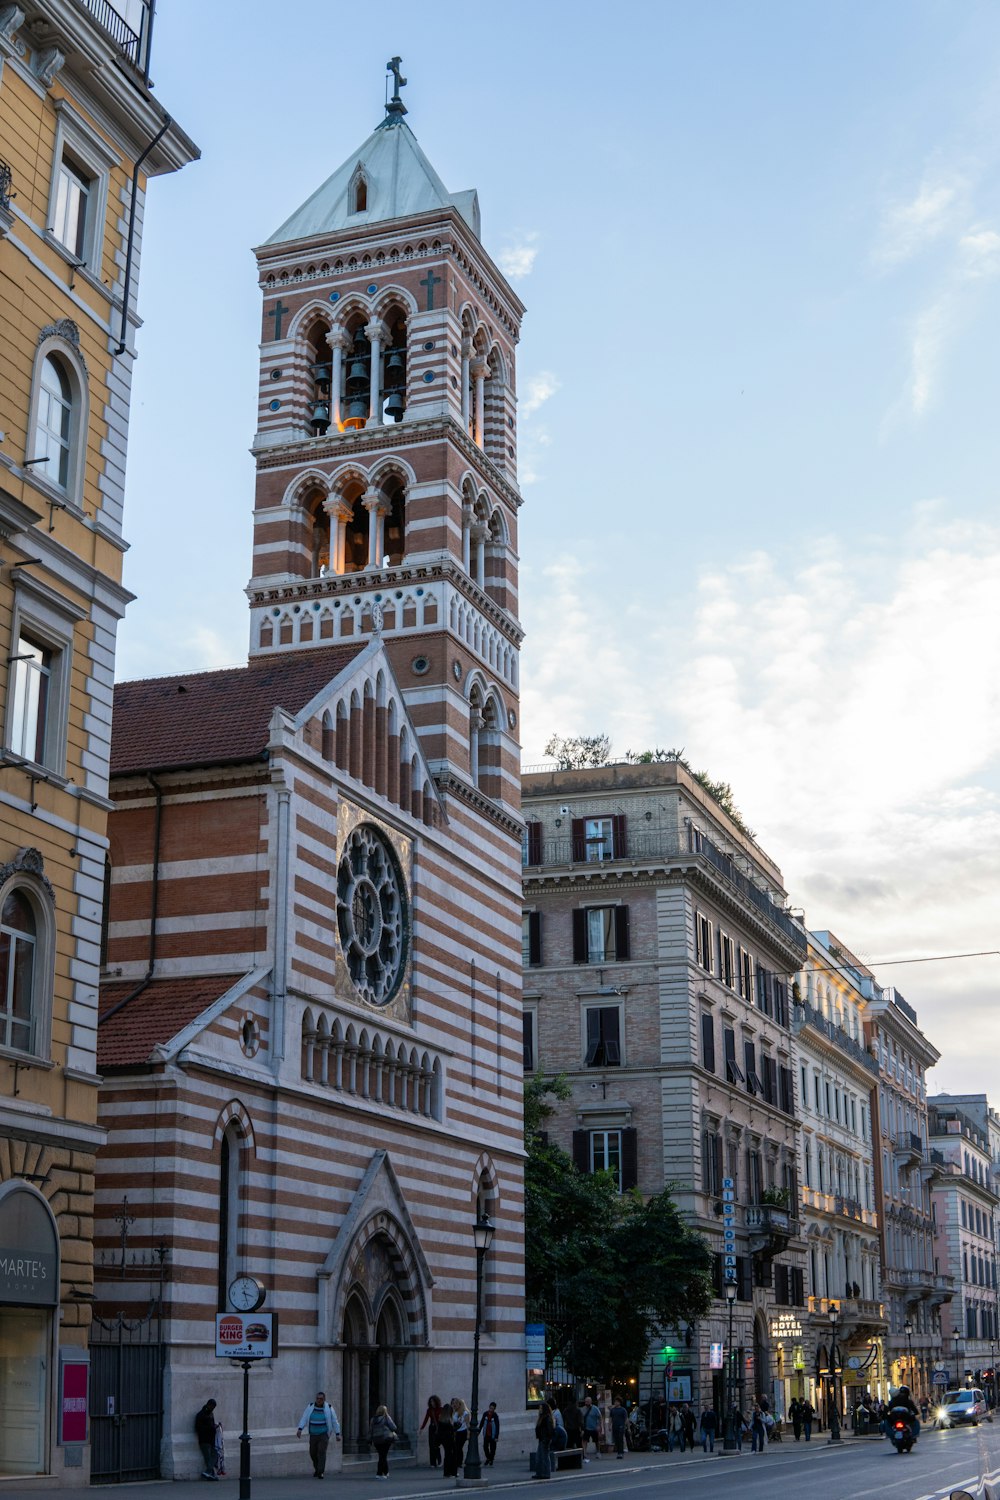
381, 310, 407, 424
343, 320, 372, 430
305, 489, 330, 576
382, 476, 405, 566
305, 321, 333, 436
343, 484, 369, 573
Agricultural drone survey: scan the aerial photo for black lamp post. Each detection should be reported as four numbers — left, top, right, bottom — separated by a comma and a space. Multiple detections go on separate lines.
723, 1281, 738, 1452
904, 1317, 914, 1392
463, 1213, 495, 1481
953, 1327, 961, 1386
828, 1304, 841, 1442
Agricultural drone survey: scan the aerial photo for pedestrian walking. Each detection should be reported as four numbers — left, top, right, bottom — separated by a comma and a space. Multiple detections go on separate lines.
789, 1396, 802, 1440
548, 1399, 567, 1454
195, 1399, 219, 1481
582, 1396, 603, 1459
479, 1402, 501, 1465
750, 1400, 767, 1453
669, 1404, 685, 1452
730, 1403, 746, 1452
438, 1405, 458, 1477
369, 1404, 397, 1478
451, 1397, 470, 1468
534, 1399, 554, 1479
420, 1395, 443, 1467
682, 1403, 697, 1451
610, 1397, 629, 1459
296, 1390, 341, 1479
800, 1397, 814, 1441
699, 1404, 717, 1453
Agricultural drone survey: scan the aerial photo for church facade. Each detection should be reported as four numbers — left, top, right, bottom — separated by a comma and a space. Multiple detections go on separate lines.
94, 72, 528, 1478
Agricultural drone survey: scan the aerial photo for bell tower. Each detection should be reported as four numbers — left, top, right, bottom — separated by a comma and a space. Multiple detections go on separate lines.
248, 63, 524, 819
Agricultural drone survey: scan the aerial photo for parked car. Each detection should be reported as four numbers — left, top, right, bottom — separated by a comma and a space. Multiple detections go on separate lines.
936, 1389, 988, 1427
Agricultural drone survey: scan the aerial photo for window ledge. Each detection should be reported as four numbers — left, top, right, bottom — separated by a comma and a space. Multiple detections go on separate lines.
40, 231, 113, 304
0, 750, 70, 790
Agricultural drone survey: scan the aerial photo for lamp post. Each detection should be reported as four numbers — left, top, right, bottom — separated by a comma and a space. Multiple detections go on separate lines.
953, 1328, 962, 1388
463, 1213, 495, 1481
904, 1317, 914, 1393
827, 1304, 841, 1442
723, 1281, 738, 1452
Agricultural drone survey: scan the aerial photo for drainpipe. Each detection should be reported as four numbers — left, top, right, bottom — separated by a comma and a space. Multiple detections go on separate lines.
271, 781, 290, 1062
99, 773, 163, 1025
114, 115, 171, 357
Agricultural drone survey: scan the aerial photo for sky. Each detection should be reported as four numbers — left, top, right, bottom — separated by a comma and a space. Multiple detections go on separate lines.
120, 0, 1000, 1092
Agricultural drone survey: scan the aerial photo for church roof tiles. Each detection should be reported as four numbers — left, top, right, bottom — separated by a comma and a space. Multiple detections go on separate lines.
98, 975, 231, 1069
111, 645, 362, 776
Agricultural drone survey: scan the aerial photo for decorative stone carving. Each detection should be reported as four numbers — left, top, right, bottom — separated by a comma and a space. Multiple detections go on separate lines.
32, 45, 64, 86
0, 846, 54, 901
0, 6, 26, 55
39, 318, 80, 349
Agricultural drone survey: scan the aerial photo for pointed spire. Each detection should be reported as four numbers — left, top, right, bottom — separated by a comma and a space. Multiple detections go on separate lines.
384, 55, 407, 123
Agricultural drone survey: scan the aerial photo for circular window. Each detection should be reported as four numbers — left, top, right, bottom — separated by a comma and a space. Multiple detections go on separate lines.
337, 825, 408, 1005
412, 656, 430, 675
423, 371, 435, 383
329, 291, 340, 303
268, 399, 281, 411
423, 340, 435, 351
241, 1015, 260, 1058
270, 368, 283, 381
453, 660, 463, 681
367, 283, 379, 294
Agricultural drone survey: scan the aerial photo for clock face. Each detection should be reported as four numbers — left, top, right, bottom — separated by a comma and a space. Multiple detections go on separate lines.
229, 1275, 265, 1312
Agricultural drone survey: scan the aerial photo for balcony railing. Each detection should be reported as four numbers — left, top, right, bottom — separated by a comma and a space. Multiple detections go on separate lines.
75, 0, 151, 74
794, 1001, 879, 1075
0, 159, 12, 212
523, 827, 806, 950
833, 1193, 865, 1221
894, 1131, 925, 1163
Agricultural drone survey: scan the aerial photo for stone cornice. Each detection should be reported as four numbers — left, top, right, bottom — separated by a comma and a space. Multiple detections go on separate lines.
252, 411, 523, 512
433, 771, 521, 840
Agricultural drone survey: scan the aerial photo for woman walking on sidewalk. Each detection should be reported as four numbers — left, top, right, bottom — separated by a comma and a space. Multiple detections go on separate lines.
420, 1395, 443, 1467
369, 1405, 397, 1478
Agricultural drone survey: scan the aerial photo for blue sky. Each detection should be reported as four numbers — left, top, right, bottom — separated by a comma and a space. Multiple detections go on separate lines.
122, 1, 1000, 1089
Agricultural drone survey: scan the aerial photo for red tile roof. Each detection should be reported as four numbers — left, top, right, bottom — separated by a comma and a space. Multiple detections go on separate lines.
110, 646, 363, 776
98, 975, 234, 1068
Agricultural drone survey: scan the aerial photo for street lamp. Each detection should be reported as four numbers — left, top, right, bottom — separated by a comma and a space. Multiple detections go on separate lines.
828, 1304, 841, 1442
953, 1328, 962, 1387
463, 1212, 495, 1481
723, 1281, 738, 1452
904, 1317, 914, 1392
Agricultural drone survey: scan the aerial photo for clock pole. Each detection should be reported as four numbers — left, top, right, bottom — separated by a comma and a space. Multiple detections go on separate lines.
240, 1358, 252, 1500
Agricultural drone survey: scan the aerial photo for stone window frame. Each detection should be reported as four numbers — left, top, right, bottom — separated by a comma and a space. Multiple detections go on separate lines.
25, 326, 90, 511
0, 852, 57, 1063
45, 97, 119, 275
4, 572, 83, 777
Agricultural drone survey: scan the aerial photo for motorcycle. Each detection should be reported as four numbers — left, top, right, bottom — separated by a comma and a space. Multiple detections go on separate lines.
888, 1412, 916, 1455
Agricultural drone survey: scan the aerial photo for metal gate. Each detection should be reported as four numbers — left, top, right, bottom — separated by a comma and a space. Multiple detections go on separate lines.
88, 1308, 163, 1484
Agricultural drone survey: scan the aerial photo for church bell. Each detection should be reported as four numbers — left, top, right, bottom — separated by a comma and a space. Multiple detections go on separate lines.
310, 400, 330, 431
385, 349, 405, 381
383, 390, 404, 422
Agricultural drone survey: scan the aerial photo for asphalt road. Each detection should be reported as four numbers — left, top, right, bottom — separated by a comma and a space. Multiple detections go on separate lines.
9, 1425, 1000, 1500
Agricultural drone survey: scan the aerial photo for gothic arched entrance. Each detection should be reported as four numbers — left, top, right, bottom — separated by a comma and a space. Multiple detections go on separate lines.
340, 1223, 425, 1452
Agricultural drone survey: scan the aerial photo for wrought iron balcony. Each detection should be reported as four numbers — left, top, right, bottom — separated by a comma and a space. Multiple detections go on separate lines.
833, 1193, 866, 1222
74, 0, 151, 75
745, 1203, 799, 1255
794, 1000, 879, 1076
894, 1131, 924, 1166
0, 158, 12, 212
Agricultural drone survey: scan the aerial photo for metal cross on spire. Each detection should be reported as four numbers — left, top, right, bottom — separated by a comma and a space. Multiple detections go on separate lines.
385, 56, 408, 118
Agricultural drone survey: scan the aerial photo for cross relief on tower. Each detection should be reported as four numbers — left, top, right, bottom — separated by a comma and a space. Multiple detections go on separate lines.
247, 63, 524, 814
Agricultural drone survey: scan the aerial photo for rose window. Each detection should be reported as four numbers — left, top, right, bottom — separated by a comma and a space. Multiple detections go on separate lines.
336, 824, 408, 1005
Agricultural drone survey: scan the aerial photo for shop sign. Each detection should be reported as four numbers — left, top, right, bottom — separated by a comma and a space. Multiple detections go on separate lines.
525, 1323, 546, 1368
722, 1178, 737, 1284
0, 1185, 59, 1306
710, 1342, 724, 1370
215, 1311, 278, 1359
931, 1370, 948, 1385
667, 1375, 692, 1401
59, 1358, 88, 1444
770, 1313, 803, 1340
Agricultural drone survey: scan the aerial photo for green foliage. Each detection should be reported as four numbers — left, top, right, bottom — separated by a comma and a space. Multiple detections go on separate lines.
524, 1075, 714, 1384
621, 745, 757, 841
543, 733, 612, 769
760, 1186, 790, 1208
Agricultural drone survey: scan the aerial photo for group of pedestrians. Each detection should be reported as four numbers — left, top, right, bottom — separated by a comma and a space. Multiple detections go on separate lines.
194, 1388, 398, 1482
419, 1395, 496, 1476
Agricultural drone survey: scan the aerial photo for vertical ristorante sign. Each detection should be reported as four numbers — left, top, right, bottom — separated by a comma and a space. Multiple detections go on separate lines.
722, 1177, 736, 1283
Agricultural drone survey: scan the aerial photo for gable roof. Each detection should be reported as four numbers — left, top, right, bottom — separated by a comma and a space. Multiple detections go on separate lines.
264, 116, 480, 246
98, 975, 233, 1069
111, 645, 363, 776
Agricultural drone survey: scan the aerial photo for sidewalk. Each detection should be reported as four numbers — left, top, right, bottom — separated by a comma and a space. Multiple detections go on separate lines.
2, 1436, 860, 1500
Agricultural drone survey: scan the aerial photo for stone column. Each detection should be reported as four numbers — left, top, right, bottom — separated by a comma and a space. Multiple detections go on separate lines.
365, 319, 387, 426
326, 326, 352, 428
471, 522, 487, 589
393, 1353, 406, 1433
461, 337, 472, 430
324, 498, 352, 576
462, 504, 472, 572
471, 355, 487, 446
362, 488, 384, 569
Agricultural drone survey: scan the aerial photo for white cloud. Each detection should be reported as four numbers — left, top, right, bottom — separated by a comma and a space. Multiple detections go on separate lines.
520, 371, 560, 418
497, 232, 540, 280
959, 227, 1000, 279
874, 172, 967, 267
521, 514, 1000, 1082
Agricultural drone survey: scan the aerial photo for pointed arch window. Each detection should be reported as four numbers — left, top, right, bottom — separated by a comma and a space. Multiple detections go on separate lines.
349, 165, 369, 216
217, 1123, 243, 1310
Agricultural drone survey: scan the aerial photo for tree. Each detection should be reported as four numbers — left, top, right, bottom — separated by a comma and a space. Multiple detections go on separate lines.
524, 1075, 713, 1385
543, 733, 612, 769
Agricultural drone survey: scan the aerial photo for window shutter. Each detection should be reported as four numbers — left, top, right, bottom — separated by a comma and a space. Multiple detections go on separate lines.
611, 813, 627, 858
701, 1013, 715, 1073
571, 817, 586, 862
621, 1127, 638, 1190
713, 1134, 723, 1195
572, 1131, 590, 1172
572, 909, 588, 962
737, 1255, 752, 1301
791, 1267, 804, 1306
773, 979, 787, 1026
527, 910, 542, 966
774, 1264, 789, 1305
713, 1252, 724, 1297
779, 1065, 793, 1114
614, 904, 630, 961
754, 1256, 773, 1290
526, 820, 542, 865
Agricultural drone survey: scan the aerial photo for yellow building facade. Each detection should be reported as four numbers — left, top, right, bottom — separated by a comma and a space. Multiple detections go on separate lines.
0, 2, 195, 1482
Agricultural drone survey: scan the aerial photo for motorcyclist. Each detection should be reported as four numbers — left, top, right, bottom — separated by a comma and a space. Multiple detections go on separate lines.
888, 1384, 920, 1441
